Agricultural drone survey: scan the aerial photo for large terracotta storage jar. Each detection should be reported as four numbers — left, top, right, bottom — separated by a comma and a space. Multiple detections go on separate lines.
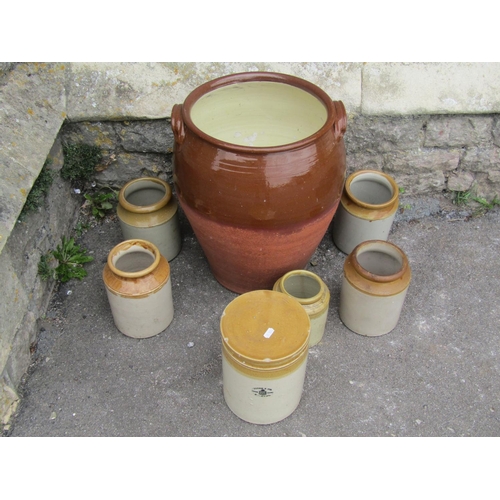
171, 72, 347, 293
220, 290, 310, 424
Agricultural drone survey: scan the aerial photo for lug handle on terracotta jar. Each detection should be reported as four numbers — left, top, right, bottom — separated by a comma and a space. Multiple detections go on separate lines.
332, 100, 347, 141
171, 104, 186, 145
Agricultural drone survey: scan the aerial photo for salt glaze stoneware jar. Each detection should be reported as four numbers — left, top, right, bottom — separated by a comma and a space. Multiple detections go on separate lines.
273, 269, 330, 347
339, 240, 411, 336
103, 239, 174, 339
332, 170, 399, 255
220, 290, 310, 425
171, 72, 347, 293
117, 177, 181, 262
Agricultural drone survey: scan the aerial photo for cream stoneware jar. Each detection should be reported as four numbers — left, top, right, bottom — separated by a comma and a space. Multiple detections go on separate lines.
103, 239, 174, 339
332, 170, 399, 254
339, 240, 411, 336
273, 270, 330, 347
117, 177, 181, 262
220, 290, 310, 425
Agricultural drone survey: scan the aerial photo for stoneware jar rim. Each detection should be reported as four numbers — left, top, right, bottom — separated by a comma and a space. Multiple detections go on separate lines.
119, 177, 172, 214
345, 170, 399, 210
107, 239, 161, 278
180, 71, 340, 154
351, 240, 408, 283
278, 269, 325, 305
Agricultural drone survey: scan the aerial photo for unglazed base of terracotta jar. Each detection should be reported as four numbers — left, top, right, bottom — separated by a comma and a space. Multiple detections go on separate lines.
220, 290, 310, 425
273, 269, 330, 347
103, 239, 174, 339
182, 200, 339, 293
332, 170, 399, 255
339, 240, 411, 337
172, 72, 347, 294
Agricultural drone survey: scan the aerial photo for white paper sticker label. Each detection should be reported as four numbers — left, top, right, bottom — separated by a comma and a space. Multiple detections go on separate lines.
263, 328, 275, 338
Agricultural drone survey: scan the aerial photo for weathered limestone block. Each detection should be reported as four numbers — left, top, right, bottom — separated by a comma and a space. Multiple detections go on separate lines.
66, 62, 363, 121
384, 149, 460, 174
0, 138, 80, 427
461, 147, 500, 173
117, 120, 174, 154
491, 118, 500, 147
345, 152, 384, 174
345, 115, 425, 153
95, 152, 172, 188
487, 170, 500, 185
383, 149, 460, 193
446, 171, 476, 192
0, 252, 30, 374
392, 171, 447, 194
424, 116, 493, 148
61, 121, 119, 151
363, 62, 500, 115
1, 378, 19, 429
0, 63, 67, 255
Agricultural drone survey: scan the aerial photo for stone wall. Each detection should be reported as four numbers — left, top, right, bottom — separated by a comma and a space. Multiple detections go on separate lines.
1, 62, 500, 429
59, 114, 500, 199
1, 138, 80, 428
346, 114, 500, 198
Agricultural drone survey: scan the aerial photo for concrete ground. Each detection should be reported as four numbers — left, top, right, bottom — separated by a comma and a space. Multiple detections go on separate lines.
6, 195, 500, 437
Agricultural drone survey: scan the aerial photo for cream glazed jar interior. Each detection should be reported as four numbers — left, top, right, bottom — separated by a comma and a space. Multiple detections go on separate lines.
347, 171, 398, 207
355, 241, 405, 278
189, 81, 328, 147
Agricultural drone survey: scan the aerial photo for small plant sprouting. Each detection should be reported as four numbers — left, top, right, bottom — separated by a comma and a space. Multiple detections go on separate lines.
399, 186, 406, 194
83, 190, 117, 219
472, 195, 500, 210
61, 143, 102, 183
19, 159, 54, 220
452, 189, 473, 206
74, 221, 91, 237
37, 253, 55, 281
38, 236, 93, 283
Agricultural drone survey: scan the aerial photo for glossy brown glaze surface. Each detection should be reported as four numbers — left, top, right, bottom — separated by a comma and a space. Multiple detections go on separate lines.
172, 72, 347, 292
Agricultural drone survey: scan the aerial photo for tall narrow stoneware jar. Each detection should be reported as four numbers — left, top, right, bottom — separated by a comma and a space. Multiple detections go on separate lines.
171, 72, 347, 293
117, 177, 181, 261
103, 239, 174, 339
339, 240, 411, 336
332, 170, 399, 254
221, 290, 310, 425
273, 270, 330, 347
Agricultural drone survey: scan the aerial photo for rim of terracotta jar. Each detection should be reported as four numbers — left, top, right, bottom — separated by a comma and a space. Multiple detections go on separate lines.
278, 270, 324, 305
345, 170, 399, 210
118, 177, 172, 214
351, 240, 408, 283
107, 239, 161, 279
180, 71, 341, 154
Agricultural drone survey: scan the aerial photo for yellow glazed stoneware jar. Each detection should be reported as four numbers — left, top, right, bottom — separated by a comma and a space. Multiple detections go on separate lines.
103, 239, 174, 338
220, 290, 310, 425
117, 177, 181, 261
339, 240, 411, 336
332, 170, 399, 254
273, 270, 330, 347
